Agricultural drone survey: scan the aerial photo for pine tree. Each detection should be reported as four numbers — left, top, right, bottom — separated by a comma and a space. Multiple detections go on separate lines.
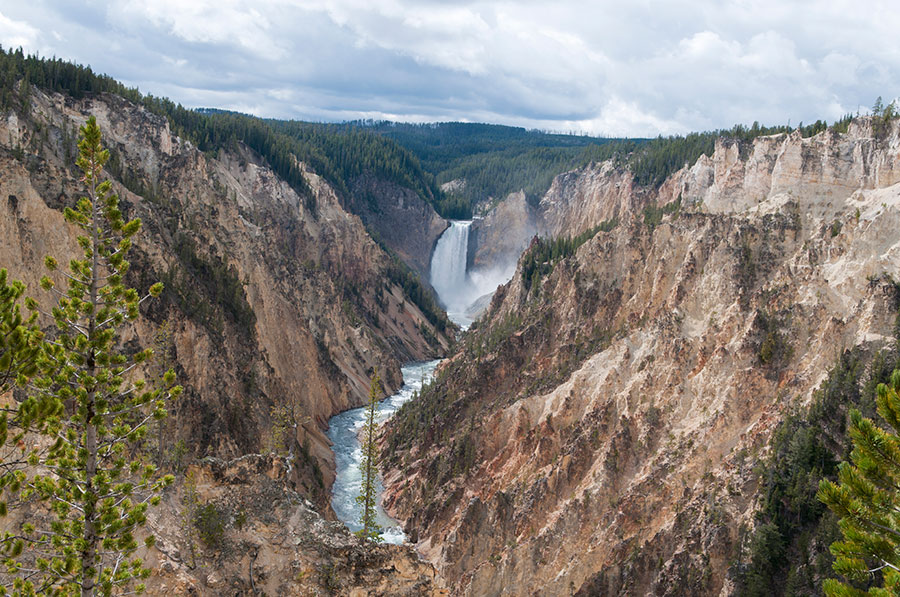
355, 370, 383, 542
0, 269, 40, 393
818, 368, 900, 595
0, 116, 180, 596
0, 269, 47, 545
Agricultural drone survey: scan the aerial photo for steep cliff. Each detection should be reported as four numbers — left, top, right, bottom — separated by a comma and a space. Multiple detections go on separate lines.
465, 162, 638, 281
346, 175, 449, 281
536, 159, 639, 239
382, 119, 900, 595
0, 86, 453, 508
467, 191, 537, 272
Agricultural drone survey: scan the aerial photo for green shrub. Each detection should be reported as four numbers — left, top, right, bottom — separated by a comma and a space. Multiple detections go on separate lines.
830, 220, 842, 237
194, 503, 226, 548
521, 218, 617, 292
757, 310, 791, 367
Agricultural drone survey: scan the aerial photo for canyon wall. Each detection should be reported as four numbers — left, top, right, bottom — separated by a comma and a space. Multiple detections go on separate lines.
140, 453, 447, 595
347, 174, 448, 281
383, 119, 900, 595
0, 84, 461, 593
0, 87, 452, 508
468, 191, 537, 272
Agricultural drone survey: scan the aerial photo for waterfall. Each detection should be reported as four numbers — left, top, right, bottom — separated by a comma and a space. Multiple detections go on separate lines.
430, 220, 473, 325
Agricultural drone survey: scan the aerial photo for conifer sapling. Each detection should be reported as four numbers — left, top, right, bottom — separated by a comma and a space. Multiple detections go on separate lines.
356, 370, 383, 542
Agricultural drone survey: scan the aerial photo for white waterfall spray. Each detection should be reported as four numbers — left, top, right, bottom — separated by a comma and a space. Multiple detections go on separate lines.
430, 220, 515, 327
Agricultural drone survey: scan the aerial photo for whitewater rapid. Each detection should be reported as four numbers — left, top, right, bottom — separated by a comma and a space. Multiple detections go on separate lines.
326, 360, 439, 544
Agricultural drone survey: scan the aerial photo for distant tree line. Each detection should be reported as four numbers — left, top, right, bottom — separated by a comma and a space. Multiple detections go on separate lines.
359, 114, 862, 215
0, 45, 879, 224
436, 143, 634, 209
269, 120, 442, 209
357, 120, 640, 211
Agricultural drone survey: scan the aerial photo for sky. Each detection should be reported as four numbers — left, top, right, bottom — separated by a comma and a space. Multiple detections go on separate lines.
0, 0, 897, 137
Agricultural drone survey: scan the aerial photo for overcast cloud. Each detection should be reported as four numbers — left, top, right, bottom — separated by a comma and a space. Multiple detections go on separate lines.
0, 0, 896, 136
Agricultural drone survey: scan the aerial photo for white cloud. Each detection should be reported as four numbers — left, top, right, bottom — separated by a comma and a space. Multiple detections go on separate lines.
577, 98, 686, 138
678, 31, 738, 61
820, 52, 860, 87
0, 11, 40, 51
0, 1, 897, 136
108, 0, 289, 60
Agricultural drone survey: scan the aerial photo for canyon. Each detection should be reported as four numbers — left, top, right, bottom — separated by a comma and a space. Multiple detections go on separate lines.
3, 69, 900, 597
0, 85, 452, 594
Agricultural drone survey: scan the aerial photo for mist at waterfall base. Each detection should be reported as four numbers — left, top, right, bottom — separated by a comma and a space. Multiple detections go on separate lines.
327, 361, 439, 544
430, 220, 516, 327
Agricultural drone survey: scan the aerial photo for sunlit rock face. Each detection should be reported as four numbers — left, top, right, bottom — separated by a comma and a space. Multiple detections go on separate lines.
383, 119, 900, 596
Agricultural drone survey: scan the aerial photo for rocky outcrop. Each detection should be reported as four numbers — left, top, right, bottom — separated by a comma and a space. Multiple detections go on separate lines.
0, 87, 452, 510
470, 120, 900, 277
537, 160, 639, 238
382, 119, 900, 595
466, 163, 638, 277
142, 453, 447, 596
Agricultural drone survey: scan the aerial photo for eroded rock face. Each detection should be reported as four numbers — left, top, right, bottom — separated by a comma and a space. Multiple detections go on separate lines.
382, 120, 900, 595
0, 88, 452, 509
468, 191, 537, 272
537, 160, 639, 239
466, 162, 638, 277
466, 163, 640, 277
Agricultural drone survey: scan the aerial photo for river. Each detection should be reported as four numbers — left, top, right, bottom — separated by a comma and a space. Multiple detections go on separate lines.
327, 220, 491, 542
326, 359, 440, 544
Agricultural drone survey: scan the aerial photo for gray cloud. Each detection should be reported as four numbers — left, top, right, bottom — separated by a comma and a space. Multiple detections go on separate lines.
0, 0, 896, 136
